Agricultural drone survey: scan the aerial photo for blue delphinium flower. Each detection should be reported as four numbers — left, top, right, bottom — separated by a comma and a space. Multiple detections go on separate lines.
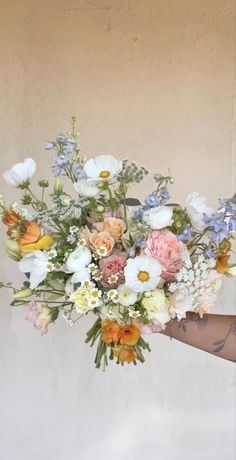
135, 237, 147, 249
177, 224, 192, 241
132, 209, 143, 220
203, 213, 229, 244
159, 187, 170, 205
205, 248, 216, 259
144, 194, 161, 207
126, 247, 136, 257
45, 142, 55, 150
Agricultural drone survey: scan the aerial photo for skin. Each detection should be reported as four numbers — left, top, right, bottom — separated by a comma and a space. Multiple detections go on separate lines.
161, 313, 236, 362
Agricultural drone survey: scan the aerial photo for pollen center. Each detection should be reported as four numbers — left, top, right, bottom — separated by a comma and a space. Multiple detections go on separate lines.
137, 271, 150, 282
100, 170, 110, 178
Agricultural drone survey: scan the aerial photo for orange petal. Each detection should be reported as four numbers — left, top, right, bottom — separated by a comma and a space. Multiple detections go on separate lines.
19, 221, 41, 246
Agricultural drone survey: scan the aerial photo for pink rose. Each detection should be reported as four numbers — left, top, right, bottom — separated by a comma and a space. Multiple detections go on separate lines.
99, 252, 128, 288
144, 230, 186, 281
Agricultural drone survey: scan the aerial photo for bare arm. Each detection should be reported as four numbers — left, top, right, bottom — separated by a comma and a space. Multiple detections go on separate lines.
161, 313, 236, 362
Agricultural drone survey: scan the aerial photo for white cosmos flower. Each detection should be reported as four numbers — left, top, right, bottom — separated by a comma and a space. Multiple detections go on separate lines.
74, 179, 100, 197
117, 285, 138, 307
186, 192, 214, 232
3, 158, 37, 187
64, 246, 92, 283
18, 251, 50, 289
124, 255, 162, 293
84, 154, 122, 180
143, 205, 173, 230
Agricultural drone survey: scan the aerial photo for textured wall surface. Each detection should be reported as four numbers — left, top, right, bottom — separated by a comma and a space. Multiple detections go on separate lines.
0, 1, 235, 459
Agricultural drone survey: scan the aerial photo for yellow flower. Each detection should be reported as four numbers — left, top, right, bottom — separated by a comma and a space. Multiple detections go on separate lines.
21, 234, 54, 253
141, 289, 170, 324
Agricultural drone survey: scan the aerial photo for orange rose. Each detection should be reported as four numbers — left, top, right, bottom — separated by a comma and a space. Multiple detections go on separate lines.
113, 346, 137, 363
120, 323, 141, 346
19, 221, 41, 246
216, 255, 230, 274
102, 320, 120, 344
89, 231, 114, 255
2, 210, 20, 227
95, 217, 126, 241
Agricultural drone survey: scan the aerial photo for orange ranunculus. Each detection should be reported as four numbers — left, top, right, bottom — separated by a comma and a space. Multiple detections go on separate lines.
102, 320, 120, 344
19, 221, 41, 246
113, 346, 137, 363
2, 209, 20, 227
216, 255, 230, 274
19, 221, 54, 253
89, 231, 114, 255
120, 323, 141, 346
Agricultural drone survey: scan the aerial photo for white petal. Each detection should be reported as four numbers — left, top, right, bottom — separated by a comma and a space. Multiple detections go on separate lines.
71, 268, 91, 283
18, 256, 36, 273
29, 270, 47, 289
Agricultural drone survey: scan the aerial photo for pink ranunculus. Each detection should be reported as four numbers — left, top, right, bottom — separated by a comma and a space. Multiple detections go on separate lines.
140, 322, 166, 334
99, 252, 128, 288
144, 230, 186, 281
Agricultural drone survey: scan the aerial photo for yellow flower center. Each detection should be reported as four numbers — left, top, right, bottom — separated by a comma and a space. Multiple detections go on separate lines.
137, 271, 150, 282
100, 170, 110, 178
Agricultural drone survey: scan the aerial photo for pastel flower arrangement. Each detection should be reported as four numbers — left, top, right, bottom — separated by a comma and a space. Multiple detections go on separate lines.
0, 118, 235, 369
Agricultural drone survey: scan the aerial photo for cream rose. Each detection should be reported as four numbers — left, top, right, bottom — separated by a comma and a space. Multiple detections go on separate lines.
141, 289, 170, 324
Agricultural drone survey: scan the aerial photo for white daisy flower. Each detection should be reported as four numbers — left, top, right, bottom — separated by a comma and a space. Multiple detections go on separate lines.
107, 274, 119, 285
124, 255, 162, 293
107, 289, 119, 303
95, 246, 109, 258
3, 158, 37, 187
74, 179, 100, 197
84, 154, 122, 180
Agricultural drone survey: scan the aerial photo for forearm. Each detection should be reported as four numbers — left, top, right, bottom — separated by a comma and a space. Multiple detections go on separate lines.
161, 313, 236, 362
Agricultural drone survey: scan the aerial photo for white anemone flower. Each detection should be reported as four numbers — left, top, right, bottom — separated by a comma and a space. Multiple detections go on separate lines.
186, 192, 214, 232
3, 158, 37, 187
84, 154, 122, 180
143, 206, 173, 229
124, 255, 162, 293
18, 251, 50, 289
74, 179, 100, 198
64, 246, 92, 283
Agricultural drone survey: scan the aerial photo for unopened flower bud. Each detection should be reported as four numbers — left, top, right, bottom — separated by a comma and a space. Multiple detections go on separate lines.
54, 177, 63, 195
13, 288, 34, 299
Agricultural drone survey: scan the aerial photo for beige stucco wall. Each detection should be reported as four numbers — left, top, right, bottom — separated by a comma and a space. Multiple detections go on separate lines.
0, 1, 235, 459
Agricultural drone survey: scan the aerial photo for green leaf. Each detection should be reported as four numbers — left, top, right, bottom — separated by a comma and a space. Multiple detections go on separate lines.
125, 198, 141, 206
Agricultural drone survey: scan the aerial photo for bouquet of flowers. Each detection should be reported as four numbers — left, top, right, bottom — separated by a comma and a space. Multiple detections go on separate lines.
1, 118, 235, 369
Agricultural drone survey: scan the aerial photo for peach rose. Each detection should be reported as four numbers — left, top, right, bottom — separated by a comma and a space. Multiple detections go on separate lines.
144, 230, 186, 281
99, 251, 127, 287
112, 346, 137, 363
94, 217, 126, 241
89, 231, 114, 256
102, 320, 120, 344
120, 323, 140, 346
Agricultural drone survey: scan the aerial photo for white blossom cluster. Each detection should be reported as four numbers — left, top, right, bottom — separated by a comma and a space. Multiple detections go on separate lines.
168, 254, 222, 319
